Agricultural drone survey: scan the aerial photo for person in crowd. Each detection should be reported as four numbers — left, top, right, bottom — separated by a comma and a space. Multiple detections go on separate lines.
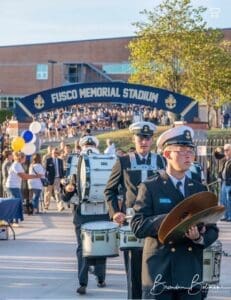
42, 145, 53, 167
219, 143, 231, 221
81, 128, 91, 138
2, 149, 13, 197
73, 139, 81, 153
104, 138, 116, 155
116, 148, 127, 157
60, 144, 72, 175
59, 141, 66, 155
186, 160, 206, 184
131, 125, 219, 299
66, 134, 109, 295
28, 153, 46, 214
44, 148, 65, 211
5, 151, 42, 226
104, 121, 166, 300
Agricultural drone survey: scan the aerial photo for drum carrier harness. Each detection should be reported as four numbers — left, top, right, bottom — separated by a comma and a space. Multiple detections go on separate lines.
128, 152, 163, 182
78, 153, 116, 216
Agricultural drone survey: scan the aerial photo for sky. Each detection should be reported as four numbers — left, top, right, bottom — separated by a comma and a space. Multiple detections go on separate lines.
0, 0, 230, 46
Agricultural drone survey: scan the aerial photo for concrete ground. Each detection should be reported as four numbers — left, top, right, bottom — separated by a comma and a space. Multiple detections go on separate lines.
0, 202, 230, 300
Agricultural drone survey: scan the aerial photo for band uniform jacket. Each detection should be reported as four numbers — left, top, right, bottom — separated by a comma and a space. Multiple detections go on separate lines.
131, 173, 219, 296
104, 152, 165, 218
46, 157, 64, 185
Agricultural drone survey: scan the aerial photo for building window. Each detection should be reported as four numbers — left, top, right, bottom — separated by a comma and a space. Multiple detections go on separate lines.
102, 62, 134, 74
0, 96, 19, 110
36, 64, 48, 80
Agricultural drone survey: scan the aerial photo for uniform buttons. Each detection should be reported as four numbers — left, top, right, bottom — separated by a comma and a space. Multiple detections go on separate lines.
168, 241, 173, 245
171, 247, 176, 252
188, 247, 192, 251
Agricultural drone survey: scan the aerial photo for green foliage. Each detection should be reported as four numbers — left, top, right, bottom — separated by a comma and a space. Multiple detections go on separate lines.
97, 127, 230, 153
128, 0, 231, 122
97, 126, 170, 152
0, 110, 13, 124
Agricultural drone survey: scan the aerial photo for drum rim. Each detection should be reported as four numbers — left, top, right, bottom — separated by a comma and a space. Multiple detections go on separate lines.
119, 225, 133, 232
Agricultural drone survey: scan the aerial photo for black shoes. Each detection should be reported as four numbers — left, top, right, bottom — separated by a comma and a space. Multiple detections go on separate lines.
97, 281, 106, 288
76, 280, 106, 294
76, 285, 86, 295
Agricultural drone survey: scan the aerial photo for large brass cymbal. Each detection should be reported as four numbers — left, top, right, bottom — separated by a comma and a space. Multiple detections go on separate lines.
158, 191, 218, 244
159, 205, 225, 244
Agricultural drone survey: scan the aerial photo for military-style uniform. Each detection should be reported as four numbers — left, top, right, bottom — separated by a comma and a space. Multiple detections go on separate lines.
104, 151, 165, 299
186, 162, 205, 183
131, 123, 219, 300
73, 137, 109, 293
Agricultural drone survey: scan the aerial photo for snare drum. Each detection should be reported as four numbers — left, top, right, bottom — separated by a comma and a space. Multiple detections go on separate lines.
77, 154, 116, 202
119, 225, 144, 250
81, 221, 119, 257
203, 240, 222, 284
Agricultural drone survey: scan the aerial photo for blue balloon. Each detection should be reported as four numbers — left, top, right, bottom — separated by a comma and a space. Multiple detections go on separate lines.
21, 130, 33, 143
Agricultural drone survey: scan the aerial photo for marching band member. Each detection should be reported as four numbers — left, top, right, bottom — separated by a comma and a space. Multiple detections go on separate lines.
104, 121, 165, 299
131, 125, 219, 299
73, 135, 108, 295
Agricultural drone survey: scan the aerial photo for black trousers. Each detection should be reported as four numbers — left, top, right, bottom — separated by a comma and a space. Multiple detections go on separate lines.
123, 249, 142, 299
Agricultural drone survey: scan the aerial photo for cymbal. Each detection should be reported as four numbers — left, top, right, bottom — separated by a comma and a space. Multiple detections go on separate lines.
159, 205, 225, 244
158, 191, 218, 244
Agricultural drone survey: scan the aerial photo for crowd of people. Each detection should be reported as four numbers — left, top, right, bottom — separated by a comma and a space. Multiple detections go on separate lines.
0, 104, 174, 145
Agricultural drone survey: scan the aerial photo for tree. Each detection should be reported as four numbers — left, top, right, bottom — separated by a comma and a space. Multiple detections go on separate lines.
128, 0, 231, 126
186, 34, 231, 127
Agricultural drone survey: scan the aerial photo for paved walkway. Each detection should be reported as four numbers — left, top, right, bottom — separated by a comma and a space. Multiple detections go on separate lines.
0, 203, 230, 299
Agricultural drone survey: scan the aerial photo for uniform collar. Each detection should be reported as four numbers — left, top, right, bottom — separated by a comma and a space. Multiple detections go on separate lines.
167, 172, 186, 187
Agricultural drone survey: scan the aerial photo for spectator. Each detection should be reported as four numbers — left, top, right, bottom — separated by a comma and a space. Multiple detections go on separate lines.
6, 151, 42, 226
44, 148, 65, 211
104, 139, 116, 155
219, 144, 231, 221
1, 149, 13, 197
28, 153, 46, 214
222, 112, 230, 129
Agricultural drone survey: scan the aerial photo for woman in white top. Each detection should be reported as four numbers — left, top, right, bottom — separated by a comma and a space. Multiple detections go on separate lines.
104, 139, 116, 155
6, 151, 42, 224
28, 153, 46, 213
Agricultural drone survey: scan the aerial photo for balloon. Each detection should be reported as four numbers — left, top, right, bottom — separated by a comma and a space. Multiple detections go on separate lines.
29, 133, 37, 144
21, 143, 36, 155
11, 137, 25, 151
21, 130, 33, 143
29, 121, 42, 134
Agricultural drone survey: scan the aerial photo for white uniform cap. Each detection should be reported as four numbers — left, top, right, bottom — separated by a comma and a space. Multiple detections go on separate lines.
79, 135, 99, 148
129, 121, 156, 137
156, 125, 194, 150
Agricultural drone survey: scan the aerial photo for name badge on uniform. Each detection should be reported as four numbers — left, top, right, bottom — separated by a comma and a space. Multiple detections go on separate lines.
159, 198, 172, 204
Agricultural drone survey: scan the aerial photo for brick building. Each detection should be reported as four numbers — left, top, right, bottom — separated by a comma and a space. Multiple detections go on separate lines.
0, 28, 230, 110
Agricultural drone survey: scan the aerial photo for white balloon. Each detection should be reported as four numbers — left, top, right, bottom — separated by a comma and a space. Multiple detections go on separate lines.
21, 143, 36, 155
29, 121, 42, 134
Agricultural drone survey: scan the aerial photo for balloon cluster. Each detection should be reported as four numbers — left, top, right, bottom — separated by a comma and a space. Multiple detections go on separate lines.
11, 121, 42, 155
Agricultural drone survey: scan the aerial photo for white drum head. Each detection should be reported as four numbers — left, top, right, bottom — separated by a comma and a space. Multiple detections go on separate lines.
82, 221, 118, 231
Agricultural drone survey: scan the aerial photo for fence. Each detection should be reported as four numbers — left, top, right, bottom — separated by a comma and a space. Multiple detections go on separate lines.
195, 137, 231, 196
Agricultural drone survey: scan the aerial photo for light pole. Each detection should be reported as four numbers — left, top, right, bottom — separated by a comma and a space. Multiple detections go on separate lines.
48, 60, 57, 88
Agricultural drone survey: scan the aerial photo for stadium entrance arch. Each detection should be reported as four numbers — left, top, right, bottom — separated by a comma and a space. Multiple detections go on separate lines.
15, 82, 198, 122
